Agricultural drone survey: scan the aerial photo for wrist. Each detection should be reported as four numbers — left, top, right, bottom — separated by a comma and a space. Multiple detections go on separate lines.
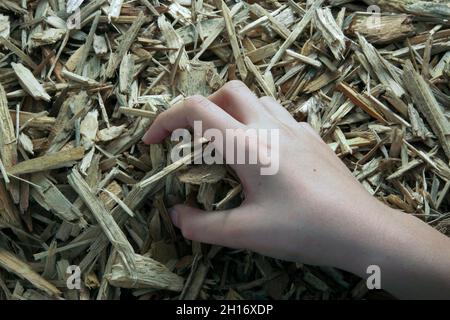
329, 201, 394, 277
338, 204, 450, 299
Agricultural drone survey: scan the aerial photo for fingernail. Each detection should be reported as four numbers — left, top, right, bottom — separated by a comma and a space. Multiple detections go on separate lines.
168, 207, 178, 226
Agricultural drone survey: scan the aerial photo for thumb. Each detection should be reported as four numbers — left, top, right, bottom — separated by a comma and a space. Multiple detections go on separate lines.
169, 204, 248, 248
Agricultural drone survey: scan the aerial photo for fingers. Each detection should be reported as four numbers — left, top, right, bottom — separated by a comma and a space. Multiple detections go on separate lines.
142, 95, 242, 144
142, 82, 288, 145
209, 80, 263, 124
259, 96, 297, 126
169, 204, 249, 248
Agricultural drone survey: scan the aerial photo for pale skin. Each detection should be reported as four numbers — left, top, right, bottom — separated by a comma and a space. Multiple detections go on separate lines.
143, 81, 450, 299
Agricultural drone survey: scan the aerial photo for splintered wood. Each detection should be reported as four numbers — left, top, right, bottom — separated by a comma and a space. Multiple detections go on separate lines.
0, 0, 449, 300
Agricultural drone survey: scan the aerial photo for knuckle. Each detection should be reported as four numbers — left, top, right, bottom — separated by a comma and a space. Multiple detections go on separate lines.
186, 95, 207, 106
223, 80, 247, 92
185, 95, 212, 112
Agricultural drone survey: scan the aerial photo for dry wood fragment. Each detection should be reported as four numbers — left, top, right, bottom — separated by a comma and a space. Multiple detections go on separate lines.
244, 57, 275, 97
346, 13, 414, 44
251, 3, 290, 39
61, 68, 99, 86
391, 39, 450, 59
107, 253, 184, 292
97, 125, 127, 142
68, 169, 137, 273
80, 110, 99, 149
67, 0, 85, 13
314, 7, 346, 60
363, 0, 450, 19
46, 91, 90, 154
99, 183, 128, 212
18, 133, 34, 155
334, 126, 353, 155
30, 173, 85, 224
222, 1, 247, 79
119, 54, 135, 94
180, 256, 209, 300
387, 158, 424, 180
247, 41, 281, 63
431, 51, 450, 79
109, 0, 124, 19
366, 94, 410, 127
177, 61, 219, 96
403, 61, 450, 159
30, 28, 65, 48
382, 88, 409, 118
77, 0, 107, 25
0, 84, 19, 204
0, 1, 27, 14
93, 34, 108, 56
77, 158, 188, 271
158, 15, 189, 70
239, 4, 287, 36
104, 11, 146, 79
11, 63, 51, 102
0, 37, 38, 70
76, 12, 101, 75
266, 0, 324, 72
0, 180, 20, 227
119, 107, 157, 119
0, 249, 60, 297
138, 0, 160, 16
106, 117, 152, 155
408, 104, 431, 140
336, 82, 386, 122
7, 147, 85, 176
305, 70, 341, 94
178, 164, 227, 185
357, 34, 405, 97
286, 49, 322, 68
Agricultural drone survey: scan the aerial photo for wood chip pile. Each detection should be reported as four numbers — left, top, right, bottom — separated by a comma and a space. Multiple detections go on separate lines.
0, 0, 449, 300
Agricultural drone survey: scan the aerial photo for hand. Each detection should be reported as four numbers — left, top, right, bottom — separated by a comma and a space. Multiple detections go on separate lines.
143, 81, 450, 299
143, 80, 384, 265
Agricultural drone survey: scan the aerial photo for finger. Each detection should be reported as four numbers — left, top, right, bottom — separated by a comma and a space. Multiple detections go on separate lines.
169, 204, 249, 248
208, 80, 263, 124
259, 96, 297, 125
142, 95, 243, 144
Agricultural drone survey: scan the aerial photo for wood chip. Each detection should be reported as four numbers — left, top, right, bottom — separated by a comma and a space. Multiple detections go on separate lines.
104, 11, 146, 79
0, 84, 19, 203
0, 249, 61, 297
7, 147, 85, 176
68, 169, 137, 273
11, 63, 51, 102
403, 61, 450, 159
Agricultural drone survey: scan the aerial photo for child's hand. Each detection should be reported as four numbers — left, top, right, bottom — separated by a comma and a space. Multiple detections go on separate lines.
143, 81, 450, 299
143, 80, 386, 266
